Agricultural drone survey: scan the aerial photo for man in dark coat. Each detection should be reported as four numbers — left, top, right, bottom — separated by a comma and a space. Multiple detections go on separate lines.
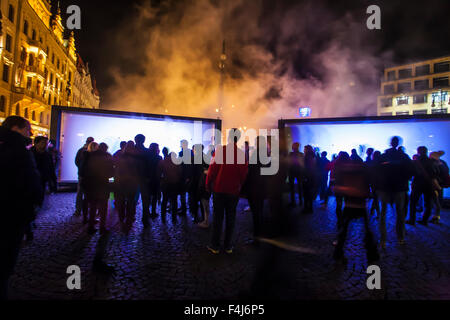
0, 116, 42, 300
79, 143, 114, 235
407, 146, 439, 226
288, 142, 304, 207
333, 161, 379, 264
114, 141, 141, 232
31, 136, 56, 204
377, 136, 413, 247
179, 139, 194, 216
74, 136, 94, 217
134, 134, 152, 228
148, 143, 162, 218
318, 151, 331, 204
245, 137, 269, 240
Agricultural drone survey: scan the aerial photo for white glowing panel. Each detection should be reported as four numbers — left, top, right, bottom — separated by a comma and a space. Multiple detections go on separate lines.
286, 118, 450, 198
59, 111, 217, 182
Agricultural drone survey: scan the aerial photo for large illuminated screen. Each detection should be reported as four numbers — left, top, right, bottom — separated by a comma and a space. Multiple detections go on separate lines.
58, 110, 218, 183
284, 117, 450, 198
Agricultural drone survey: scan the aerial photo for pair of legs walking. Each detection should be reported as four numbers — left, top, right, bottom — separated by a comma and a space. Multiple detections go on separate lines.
333, 207, 379, 263
75, 182, 88, 219
161, 184, 178, 216
378, 191, 406, 245
210, 193, 239, 252
87, 197, 108, 234
289, 173, 303, 206
409, 187, 432, 225
116, 191, 137, 232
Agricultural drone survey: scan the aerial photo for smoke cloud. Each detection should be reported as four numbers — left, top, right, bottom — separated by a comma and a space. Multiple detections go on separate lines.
103, 0, 391, 129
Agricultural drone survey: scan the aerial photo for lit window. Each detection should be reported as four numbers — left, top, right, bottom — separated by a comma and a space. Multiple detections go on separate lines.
396, 96, 409, 105
431, 91, 448, 104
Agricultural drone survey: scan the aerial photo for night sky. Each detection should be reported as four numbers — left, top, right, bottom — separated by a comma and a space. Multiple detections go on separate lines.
56, 0, 450, 106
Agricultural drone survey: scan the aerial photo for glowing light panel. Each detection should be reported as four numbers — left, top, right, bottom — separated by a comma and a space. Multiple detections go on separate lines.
286, 118, 450, 198
59, 111, 217, 182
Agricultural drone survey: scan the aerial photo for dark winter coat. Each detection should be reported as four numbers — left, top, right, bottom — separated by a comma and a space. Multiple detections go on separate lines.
79, 150, 114, 200
0, 126, 42, 226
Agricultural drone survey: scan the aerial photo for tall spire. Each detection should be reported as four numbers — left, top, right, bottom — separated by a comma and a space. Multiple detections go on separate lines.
51, 1, 64, 43
218, 40, 226, 114
68, 31, 77, 61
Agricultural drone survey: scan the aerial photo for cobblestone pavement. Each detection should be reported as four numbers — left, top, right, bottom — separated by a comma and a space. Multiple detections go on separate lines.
8, 192, 450, 300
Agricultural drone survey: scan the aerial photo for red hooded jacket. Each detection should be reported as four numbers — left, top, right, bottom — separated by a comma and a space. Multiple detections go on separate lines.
206, 144, 248, 196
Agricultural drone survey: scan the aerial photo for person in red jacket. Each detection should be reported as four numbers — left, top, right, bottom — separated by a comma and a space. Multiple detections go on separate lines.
206, 129, 248, 254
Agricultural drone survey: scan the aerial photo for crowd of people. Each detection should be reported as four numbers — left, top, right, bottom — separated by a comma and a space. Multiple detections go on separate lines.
1, 114, 449, 299
287, 136, 449, 261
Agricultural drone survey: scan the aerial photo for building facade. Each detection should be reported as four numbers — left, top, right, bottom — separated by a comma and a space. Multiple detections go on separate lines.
378, 56, 450, 116
0, 0, 99, 136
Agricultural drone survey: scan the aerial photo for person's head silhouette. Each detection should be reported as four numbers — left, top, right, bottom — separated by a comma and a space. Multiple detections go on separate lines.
135, 134, 145, 145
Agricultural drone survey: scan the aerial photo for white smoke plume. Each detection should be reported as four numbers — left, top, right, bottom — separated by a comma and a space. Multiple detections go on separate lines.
103, 0, 392, 129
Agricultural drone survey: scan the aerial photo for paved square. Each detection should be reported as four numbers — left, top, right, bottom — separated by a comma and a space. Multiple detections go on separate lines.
8, 193, 450, 300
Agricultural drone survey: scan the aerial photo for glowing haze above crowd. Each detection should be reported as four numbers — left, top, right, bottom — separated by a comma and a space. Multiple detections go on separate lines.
103, 0, 390, 129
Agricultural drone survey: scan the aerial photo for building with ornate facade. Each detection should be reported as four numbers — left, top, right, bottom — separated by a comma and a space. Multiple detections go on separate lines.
0, 0, 99, 136
378, 55, 450, 116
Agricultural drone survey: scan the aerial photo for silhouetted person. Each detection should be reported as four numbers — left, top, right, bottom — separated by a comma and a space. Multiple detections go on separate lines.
429, 152, 444, 224
47, 139, 60, 193
206, 129, 248, 254
246, 136, 269, 240
333, 160, 379, 264
318, 151, 330, 204
288, 142, 304, 207
113, 141, 127, 158
430, 151, 449, 223
326, 154, 337, 208
178, 139, 194, 215
333, 151, 350, 230
190, 144, 208, 223
157, 152, 182, 217
114, 141, 141, 233
302, 145, 317, 214
148, 143, 162, 218
244, 141, 250, 163
266, 134, 289, 238
31, 136, 55, 205
408, 146, 439, 226
134, 134, 151, 228
368, 150, 382, 216
79, 142, 114, 234
0, 116, 42, 300
350, 149, 363, 163
197, 151, 211, 229
99, 142, 109, 153
377, 136, 413, 247
366, 148, 374, 165
74, 137, 94, 217
162, 147, 169, 159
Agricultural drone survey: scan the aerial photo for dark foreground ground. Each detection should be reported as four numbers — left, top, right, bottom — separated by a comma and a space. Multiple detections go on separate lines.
8, 192, 450, 300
